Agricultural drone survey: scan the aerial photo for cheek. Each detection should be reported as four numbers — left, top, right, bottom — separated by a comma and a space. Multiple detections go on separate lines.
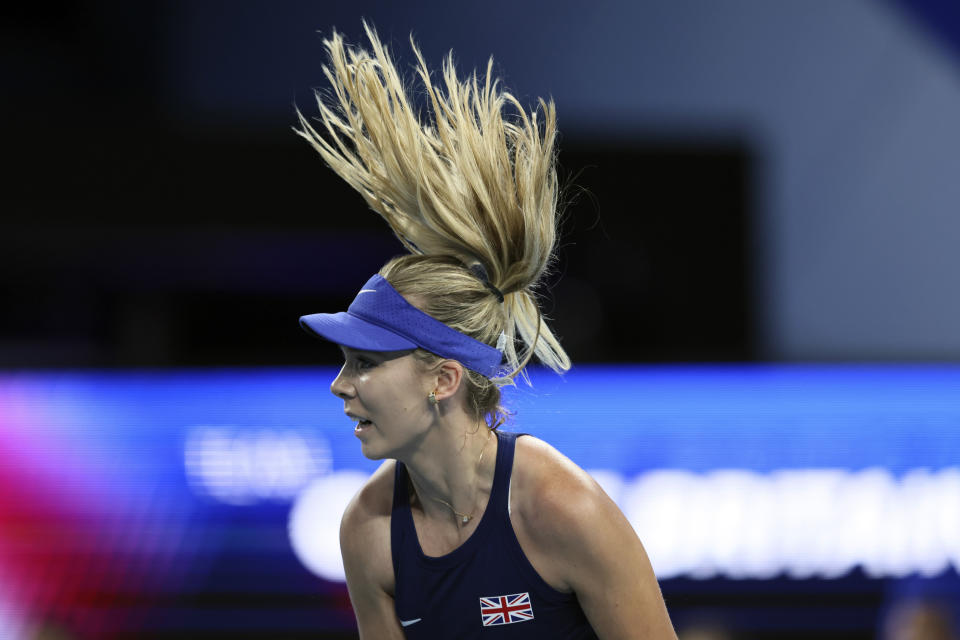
355, 359, 432, 423
387, 375, 430, 418
391, 384, 424, 416
357, 374, 423, 417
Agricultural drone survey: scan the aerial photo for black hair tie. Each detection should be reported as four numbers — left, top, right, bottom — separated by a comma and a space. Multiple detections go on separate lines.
468, 263, 505, 304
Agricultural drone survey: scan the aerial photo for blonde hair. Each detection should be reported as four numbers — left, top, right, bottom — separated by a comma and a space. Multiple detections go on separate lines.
295, 23, 570, 424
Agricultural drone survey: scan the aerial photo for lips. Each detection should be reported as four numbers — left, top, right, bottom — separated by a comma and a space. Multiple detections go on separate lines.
345, 411, 372, 427
353, 418, 373, 439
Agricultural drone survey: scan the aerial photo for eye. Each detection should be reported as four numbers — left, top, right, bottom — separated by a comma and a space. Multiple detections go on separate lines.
339, 348, 378, 372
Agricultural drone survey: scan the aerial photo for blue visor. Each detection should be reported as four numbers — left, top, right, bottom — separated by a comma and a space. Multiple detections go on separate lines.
300, 274, 503, 377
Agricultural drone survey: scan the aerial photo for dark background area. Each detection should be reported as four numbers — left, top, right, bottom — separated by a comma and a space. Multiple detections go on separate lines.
3, 128, 754, 367
3, 2, 960, 639
2, 0, 753, 369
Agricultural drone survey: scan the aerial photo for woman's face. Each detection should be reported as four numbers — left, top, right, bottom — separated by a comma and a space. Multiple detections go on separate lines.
330, 346, 433, 460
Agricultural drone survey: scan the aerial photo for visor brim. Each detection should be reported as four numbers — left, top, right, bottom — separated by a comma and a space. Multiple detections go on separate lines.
299, 311, 418, 352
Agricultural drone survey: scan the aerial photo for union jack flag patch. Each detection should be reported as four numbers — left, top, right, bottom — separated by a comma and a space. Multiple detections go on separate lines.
479, 592, 535, 626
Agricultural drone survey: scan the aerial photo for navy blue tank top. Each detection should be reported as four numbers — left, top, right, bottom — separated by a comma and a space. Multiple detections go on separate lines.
391, 431, 599, 638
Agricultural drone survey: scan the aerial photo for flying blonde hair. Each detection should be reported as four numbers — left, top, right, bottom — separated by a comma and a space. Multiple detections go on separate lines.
295, 23, 570, 421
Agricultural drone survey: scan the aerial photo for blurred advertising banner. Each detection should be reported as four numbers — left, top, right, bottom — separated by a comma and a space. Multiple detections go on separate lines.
1, 365, 959, 637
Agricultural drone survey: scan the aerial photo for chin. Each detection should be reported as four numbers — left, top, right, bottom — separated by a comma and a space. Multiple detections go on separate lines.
359, 441, 390, 461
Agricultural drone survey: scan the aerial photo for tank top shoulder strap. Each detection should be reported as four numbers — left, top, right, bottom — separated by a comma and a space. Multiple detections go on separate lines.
391, 458, 409, 510
488, 430, 523, 516
390, 460, 411, 579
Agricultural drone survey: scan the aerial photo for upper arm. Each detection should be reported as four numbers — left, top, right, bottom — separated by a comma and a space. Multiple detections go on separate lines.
560, 486, 677, 639
517, 439, 677, 640
339, 462, 406, 640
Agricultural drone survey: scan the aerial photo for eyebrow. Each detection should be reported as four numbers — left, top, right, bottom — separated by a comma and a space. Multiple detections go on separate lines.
340, 346, 414, 362
340, 346, 373, 357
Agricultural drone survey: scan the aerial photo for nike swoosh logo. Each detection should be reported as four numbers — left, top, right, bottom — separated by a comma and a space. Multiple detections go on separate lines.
400, 618, 422, 627
357, 289, 377, 294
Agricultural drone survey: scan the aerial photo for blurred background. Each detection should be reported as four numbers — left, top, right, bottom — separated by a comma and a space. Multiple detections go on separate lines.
2, 0, 960, 638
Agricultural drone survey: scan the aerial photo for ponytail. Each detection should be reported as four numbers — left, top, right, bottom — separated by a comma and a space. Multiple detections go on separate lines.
295, 22, 571, 394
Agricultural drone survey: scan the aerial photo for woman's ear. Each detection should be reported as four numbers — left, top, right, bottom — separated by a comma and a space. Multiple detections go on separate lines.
432, 359, 465, 402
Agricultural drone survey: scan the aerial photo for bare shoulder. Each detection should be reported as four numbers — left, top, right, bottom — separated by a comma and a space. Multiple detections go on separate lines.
512, 434, 595, 489
342, 458, 396, 526
340, 459, 396, 595
511, 435, 621, 548
511, 435, 677, 638
339, 460, 406, 638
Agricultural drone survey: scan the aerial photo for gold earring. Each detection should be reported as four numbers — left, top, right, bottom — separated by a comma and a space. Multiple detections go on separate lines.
428, 390, 438, 405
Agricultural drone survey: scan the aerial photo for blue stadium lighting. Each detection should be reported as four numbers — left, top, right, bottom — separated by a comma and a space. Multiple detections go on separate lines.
3, 364, 959, 583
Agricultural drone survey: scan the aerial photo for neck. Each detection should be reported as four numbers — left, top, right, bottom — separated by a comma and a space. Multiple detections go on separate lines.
401, 413, 496, 525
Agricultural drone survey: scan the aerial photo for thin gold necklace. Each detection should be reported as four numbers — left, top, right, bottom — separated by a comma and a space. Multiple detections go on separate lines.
426, 429, 492, 525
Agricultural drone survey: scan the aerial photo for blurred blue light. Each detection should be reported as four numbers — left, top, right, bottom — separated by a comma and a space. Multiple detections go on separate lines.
6, 364, 959, 479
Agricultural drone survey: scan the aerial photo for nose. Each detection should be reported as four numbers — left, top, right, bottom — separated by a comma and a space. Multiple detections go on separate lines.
330, 363, 356, 399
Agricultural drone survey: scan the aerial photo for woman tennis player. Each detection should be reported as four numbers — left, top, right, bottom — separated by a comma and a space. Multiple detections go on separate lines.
296, 24, 677, 639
